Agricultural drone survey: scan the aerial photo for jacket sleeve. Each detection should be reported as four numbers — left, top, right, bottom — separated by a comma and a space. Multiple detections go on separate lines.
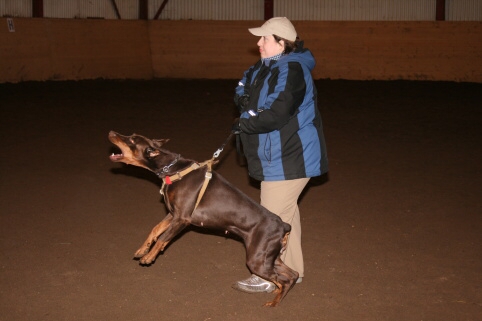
240, 61, 306, 134
235, 73, 248, 97
235, 62, 259, 97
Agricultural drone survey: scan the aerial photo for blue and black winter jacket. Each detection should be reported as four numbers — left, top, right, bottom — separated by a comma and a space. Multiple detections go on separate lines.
235, 46, 328, 181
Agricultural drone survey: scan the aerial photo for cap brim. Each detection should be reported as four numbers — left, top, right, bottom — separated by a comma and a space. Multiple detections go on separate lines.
248, 27, 268, 37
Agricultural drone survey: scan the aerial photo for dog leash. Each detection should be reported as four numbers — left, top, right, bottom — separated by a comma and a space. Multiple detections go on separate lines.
212, 132, 234, 159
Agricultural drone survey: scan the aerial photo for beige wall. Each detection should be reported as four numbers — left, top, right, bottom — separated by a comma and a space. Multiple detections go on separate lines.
0, 18, 153, 83
1, 18, 481, 83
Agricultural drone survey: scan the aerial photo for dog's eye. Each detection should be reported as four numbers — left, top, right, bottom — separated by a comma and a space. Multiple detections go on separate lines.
145, 148, 160, 158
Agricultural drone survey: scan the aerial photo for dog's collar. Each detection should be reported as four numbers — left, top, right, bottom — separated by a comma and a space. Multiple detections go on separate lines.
161, 154, 180, 174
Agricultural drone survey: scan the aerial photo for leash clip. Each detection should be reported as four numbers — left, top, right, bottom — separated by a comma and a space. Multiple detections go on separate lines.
212, 132, 234, 159
213, 148, 223, 159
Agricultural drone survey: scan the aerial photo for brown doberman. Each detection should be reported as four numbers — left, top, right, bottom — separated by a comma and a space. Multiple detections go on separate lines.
108, 131, 298, 307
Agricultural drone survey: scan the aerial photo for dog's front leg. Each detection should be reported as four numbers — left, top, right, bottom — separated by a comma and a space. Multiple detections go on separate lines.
139, 218, 189, 265
134, 213, 173, 259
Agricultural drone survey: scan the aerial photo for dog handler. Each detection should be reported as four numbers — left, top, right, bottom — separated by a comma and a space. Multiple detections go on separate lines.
232, 17, 328, 293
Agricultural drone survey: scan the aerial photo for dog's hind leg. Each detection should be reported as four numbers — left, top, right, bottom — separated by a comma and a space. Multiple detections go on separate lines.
263, 258, 298, 307
134, 213, 173, 259
139, 218, 189, 265
255, 232, 298, 307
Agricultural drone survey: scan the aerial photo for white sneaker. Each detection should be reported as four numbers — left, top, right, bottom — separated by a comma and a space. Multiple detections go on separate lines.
232, 274, 276, 293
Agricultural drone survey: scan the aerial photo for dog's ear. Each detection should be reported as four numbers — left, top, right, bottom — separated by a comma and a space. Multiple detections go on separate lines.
153, 138, 169, 148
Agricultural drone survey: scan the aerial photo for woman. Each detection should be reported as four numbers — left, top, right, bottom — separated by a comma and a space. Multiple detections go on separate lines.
232, 17, 329, 293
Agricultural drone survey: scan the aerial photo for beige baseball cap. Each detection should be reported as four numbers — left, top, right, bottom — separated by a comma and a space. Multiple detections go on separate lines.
248, 17, 297, 42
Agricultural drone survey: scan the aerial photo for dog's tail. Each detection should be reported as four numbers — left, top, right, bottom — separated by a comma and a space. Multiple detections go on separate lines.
282, 222, 291, 234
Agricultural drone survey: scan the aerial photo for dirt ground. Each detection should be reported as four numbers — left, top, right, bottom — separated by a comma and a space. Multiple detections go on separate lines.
0, 79, 480, 321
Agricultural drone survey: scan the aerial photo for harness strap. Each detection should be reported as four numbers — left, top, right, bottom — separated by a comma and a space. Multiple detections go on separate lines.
193, 160, 214, 210
160, 158, 215, 214
166, 162, 200, 183
159, 132, 232, 212
160, 162, 200, 196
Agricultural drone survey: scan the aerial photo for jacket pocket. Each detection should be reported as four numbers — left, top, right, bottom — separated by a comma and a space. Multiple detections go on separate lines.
263, 133, 272, 164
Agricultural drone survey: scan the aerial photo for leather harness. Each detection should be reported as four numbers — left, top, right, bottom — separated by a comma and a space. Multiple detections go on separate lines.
159, 158, 216, 214
158, 132, 233, 215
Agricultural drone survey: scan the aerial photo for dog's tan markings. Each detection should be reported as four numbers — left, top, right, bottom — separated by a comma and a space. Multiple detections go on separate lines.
140, 240, 167, 265
148, 149, 160, 158
109, 135, 150, 169
134, 214, 173, 258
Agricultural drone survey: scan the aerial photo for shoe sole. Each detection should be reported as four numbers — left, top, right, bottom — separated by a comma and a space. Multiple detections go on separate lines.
231, 283, 275, 294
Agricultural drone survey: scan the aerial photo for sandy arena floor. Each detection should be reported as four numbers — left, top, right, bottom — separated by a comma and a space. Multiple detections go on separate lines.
0, 79, 481, 320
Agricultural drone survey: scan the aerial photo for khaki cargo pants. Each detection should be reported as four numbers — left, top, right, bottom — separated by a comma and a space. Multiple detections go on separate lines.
260, 178, 310, 278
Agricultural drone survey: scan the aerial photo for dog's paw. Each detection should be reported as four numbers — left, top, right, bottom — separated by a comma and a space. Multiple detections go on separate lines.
139, 257, 155, 265
138, 252, 157, 265
263, 300, 279, 308
133, 247, 149, 259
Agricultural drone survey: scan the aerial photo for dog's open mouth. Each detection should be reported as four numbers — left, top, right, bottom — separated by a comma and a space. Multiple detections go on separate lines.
110, 152, 124, 162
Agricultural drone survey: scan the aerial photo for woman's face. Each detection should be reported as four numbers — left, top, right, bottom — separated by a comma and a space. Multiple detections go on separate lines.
257, 35, 284, 59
